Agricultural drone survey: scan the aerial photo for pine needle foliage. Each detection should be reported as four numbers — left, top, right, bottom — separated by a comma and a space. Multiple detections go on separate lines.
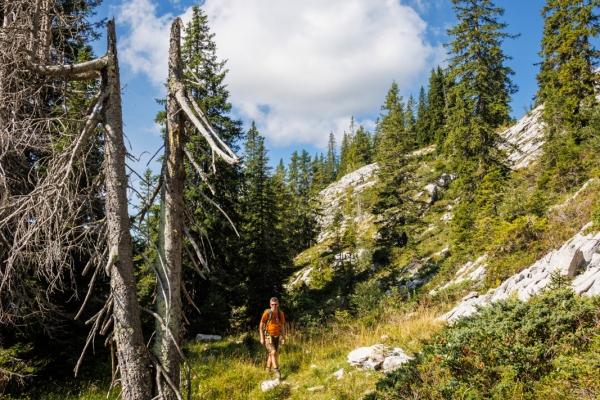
537, 0, 600, 136
373, 82, 419, 257
444, 0, 517, 191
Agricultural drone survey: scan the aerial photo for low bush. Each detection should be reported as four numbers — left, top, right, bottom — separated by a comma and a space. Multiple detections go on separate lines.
369, 286, 600, 399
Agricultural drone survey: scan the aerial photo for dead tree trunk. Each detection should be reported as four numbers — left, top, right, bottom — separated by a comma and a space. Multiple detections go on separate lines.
103, 21, 152, 400
152, 18, 185, 399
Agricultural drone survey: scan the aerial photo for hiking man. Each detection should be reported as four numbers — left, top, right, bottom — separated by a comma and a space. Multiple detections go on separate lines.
259, 297, 286, 379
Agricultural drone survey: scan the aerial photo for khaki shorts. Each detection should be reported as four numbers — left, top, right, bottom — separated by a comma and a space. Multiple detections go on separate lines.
265, 335, 279, 353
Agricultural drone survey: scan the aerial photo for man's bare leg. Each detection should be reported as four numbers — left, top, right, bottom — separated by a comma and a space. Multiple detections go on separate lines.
270, 350, 278, 369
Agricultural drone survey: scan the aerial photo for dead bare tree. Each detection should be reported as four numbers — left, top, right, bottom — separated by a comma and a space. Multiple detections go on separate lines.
1, 2, 241, 397
0, 2, 152, 398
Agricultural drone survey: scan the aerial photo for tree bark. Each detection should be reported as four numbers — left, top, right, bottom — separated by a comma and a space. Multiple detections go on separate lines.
153, 17, 185, 399
103, 20, 152, 400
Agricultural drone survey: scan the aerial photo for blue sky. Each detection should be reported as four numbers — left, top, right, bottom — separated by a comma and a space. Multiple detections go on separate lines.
88, 0, 546, 181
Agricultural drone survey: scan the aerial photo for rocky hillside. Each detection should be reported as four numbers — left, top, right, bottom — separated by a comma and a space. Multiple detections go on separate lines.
288, 106, 600, 328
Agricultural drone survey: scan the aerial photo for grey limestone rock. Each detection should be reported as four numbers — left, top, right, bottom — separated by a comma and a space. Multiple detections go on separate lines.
440, 225, 600, 324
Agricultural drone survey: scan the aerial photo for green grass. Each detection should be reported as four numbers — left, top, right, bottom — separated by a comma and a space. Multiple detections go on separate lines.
20, 303, 444, 400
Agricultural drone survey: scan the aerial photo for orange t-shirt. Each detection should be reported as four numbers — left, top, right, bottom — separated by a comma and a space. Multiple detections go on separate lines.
261, 310, 285, 337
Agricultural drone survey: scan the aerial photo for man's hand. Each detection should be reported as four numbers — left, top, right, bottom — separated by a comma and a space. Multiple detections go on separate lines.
281, 338, 285, 345
260, 337, 265, 346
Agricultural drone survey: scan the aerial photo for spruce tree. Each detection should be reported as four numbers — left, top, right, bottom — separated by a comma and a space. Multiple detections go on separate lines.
537, 0, 600, 135
240, 122, 289, 319
338, 132, 350, 179
415, 86, 428, 146
175, 6, 245, 330
424, 67, 448, 149
405, 94, 417, 145
347, 125, 373, 169
444, 0, 517, 190
324, 132, 338, 184
373, 82, 418, 257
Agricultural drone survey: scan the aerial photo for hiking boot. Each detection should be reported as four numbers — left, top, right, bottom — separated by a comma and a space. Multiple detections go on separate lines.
274, 368, 281, 379
265, 367, 271, 373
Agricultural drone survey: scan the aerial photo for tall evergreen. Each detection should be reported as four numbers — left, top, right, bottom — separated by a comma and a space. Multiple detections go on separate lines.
287, 150, 317, 254
373, 82, 418, 256
444, 0, 517, 189
347, 125, 373, 170
175, 6, 245, 330
338, 132, 350, 179
405, 94, 417, 144
240, 123, 289, 319
324, 132, 338, 184
424, 67, 448, 149
415, 86, 428, 146
537, 0, 600, 135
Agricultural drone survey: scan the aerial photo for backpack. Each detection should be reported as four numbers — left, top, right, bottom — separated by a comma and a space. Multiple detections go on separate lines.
263, 309, 281, 337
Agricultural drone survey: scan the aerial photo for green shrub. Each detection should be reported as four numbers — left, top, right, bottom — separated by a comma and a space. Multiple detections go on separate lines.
369, 287, 600, 399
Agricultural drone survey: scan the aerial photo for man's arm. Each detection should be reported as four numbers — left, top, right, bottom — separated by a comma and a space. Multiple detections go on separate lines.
259, 322, 266, 345
280, 324, 285, 344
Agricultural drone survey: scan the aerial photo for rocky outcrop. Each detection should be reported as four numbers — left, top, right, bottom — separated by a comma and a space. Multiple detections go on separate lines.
430, 254, 488, 295
499, 106, 545, 169
347, 345, 413, 372
316, 163, 379, 243
440, 224, 600, 324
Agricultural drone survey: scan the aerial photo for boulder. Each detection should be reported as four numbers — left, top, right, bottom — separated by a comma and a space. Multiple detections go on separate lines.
348, 345, 412, 372
381, 348, 413, 372
424, 184, 438, 204
348, 345, 386, 370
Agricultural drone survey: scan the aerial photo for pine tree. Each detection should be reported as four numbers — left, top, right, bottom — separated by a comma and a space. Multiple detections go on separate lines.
405, 94, 417, 145
424, 67, 447, 149
240, 122, 289, 319
175, 6, 245, 330
444, 0, 517, 190
338, 132, 350, 179
415, 86, 428, 147
347, 125, 373, 170
286, 150, 317, 254
324, 132, 338, 184
310, 152, 326, 195
373, 82, 418, 257
537, 0, 600, 135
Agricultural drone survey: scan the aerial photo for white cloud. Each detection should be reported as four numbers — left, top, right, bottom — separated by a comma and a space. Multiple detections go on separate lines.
114, 0, 193, 86
116, 0, 443, 148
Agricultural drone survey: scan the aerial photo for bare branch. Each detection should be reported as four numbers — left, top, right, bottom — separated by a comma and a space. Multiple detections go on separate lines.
183, 225, 209, 272
183, 146, 215, 195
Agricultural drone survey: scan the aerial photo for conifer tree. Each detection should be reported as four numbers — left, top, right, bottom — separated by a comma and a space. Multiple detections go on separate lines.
310, 152, 326, 195
338, 132, 350, 179
373, 82, 418, 256
415, 86, 428, 146
168, 6, 245, 330
240, 123, 289, 319
286, 150, 317, 254
444, 0, 517, 190
405, 94, 417, 144
347, 125, 373, 169
537, 0, 600, 135
324, 132, 338, 184
424, 67, 447, 148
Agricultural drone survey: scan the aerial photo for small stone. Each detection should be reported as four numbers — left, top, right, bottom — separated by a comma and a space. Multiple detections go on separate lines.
310, 364, 318, 369
381, 334, 389, 340
332, 368, 344, 380
307, 385, 325, 392
196, 334, 222, 341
